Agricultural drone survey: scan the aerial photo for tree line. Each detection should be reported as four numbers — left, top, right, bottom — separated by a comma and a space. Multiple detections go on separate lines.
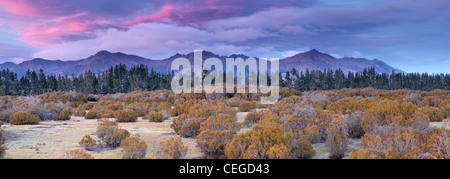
0, 65, 449, 96
0, 64, 173, 96
281, 67, 450, 91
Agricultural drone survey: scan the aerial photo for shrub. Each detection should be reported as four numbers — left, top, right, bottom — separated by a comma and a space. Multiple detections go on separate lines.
195, 114, 239, 158
153, 136, 187, 159
73, 105, 86, 117
171, 115, 205, 138
120, 134, 148, 159
96, 119, 118, 138
59, 149, 94, 159
325, 115, 348, 159
200, 114, 240, 133
244, 111, 263, 127
344, 111, 364, 138
410, 111, 430, 131
115, 109, 138, 123
169, 99, 198, 117
238, 101, 256, 112
85, 109, 101, 119
327, 97, 360, 114
10, 111, 39, 125
0, 109, 12, 122
349, 125, 427, 159
79, 135, 98, 151
102, 127, 130, 148
0, 122, 5, 158
226, 98, 243, 107
57, 108, 71, 121
100, 109, 116, 118
292, 137, 316, 159
148, 111, 164, 122
362, 101, 419, 133
225, 124, 292, 159
403, 93, 422, 105
441, 104, 450, 119
107, 103, 123, 111
196, 130, 234, 158
421, 106, 445, 122
82, 103, 94, 110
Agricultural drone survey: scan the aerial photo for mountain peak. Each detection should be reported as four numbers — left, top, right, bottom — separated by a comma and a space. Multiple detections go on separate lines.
94, 50, 113, 56
308, 49, 320, 53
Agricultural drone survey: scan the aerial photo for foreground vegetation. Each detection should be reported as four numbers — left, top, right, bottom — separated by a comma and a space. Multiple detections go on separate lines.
0, 87, 449, 159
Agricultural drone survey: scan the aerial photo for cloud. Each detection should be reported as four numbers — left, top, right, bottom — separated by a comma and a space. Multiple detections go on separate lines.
8, 57, 25, 64
352, 51, 364, 58
31, 22, 278, 60
1, 0, 450, 73
330, 54, 342, 58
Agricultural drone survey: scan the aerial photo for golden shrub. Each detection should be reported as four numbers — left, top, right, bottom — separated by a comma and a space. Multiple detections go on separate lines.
244, 111, 264, 127
84, 108, 101, 119
238, 101, 256, 112
120, 134, 148, 159
325, 115, 348, 159
73, 105, 86, 117
292, 137, 316, 159
102, 127, 130, 148
147, 111, 164, 122
327, 97, 360, 114
115, 109, 138, 123
0, 122, 5, 158
96, 119, 130, 148
107, 103, 123, 111
200, 114, 240, 134
96, 119, 118, 139
153, 136, 187, 159
59, 149, 94, 159
57, 108, 71, 121
169, 99, 199, 117
196, 130, 234, 158
171, 115, 205, 138
79, 135, 98, 151
10, 111, 39, 125
225, 124, 292, 159
0, 109, 12, 122
195, 114, 240, 158
362, 101, 419, 133
82, 103, 94, 110
421, 106, 445, 122
100, 109, 116, 118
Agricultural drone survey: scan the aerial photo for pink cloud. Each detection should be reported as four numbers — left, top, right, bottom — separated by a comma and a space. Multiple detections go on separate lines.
134, 4, 174, 23
0, 0, 42, 17
17, 16, 94, 45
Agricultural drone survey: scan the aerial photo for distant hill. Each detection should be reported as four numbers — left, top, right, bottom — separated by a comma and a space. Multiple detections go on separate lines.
0, 49, 402, 77
279, 49, 402, 74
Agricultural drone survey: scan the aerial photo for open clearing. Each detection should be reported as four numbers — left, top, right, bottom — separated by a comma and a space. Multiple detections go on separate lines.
2, 116, 201, 159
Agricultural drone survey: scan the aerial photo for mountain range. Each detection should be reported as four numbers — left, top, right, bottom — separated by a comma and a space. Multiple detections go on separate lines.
0, 49, 402, 77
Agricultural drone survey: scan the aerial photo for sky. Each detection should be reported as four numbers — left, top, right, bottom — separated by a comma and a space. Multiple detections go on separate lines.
0, 0, 449, 73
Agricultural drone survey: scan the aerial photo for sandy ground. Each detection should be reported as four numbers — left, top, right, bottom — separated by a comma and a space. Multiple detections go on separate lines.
2, 116, 201, 159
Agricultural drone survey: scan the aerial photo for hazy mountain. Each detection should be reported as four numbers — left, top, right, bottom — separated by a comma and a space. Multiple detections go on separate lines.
0, 49, 401, 77
279, 49, 402, 74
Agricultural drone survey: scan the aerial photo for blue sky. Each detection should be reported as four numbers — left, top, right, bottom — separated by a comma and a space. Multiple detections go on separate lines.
0, 0, 449, 73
